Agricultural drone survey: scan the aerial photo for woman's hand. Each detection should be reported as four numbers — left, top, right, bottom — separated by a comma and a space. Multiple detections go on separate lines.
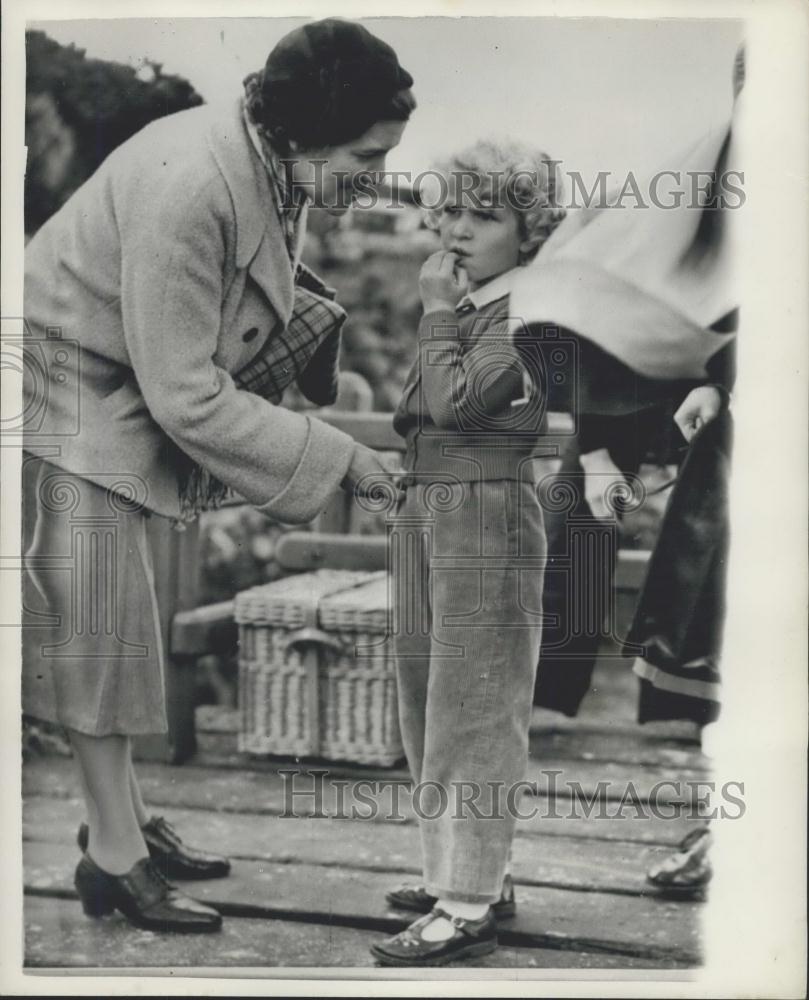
579, 448, 628, 521
419, 251, 469, 314
674, 386, 724, 443
340, 444, 405, 503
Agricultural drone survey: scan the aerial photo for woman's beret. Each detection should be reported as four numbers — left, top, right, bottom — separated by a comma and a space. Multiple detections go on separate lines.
258, 18, 414, 148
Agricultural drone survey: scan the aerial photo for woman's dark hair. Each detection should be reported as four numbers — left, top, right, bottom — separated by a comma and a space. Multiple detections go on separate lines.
245, 18, 415, 151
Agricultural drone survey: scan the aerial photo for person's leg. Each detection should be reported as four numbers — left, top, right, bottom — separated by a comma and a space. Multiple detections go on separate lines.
373, 480, 543, 964
23, 461, 158, 871
70, 727, 223, 932
420, 480, 544, 933
76, 767, 100, 833
385, 484, 434, 914
127, 756, 151, 829
69, 730, 149, 875
26, 464, 223, 930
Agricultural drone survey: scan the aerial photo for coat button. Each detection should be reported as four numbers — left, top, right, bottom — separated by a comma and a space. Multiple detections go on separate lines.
243, 327, 259, 343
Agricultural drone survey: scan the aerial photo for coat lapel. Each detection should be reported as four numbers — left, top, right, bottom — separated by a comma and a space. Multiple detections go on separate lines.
247, 232, 294, 325
207, 100, 294, 326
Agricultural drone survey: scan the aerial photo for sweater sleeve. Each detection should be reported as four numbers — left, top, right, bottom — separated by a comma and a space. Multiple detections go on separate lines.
118, 173, 354, 523
416, 307, 530, 432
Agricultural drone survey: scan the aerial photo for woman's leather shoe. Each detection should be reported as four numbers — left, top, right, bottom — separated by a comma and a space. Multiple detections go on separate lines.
74, 853, 223, 933
77, 817, 231, 880
386, 874, 516, 918
371, 907, 497, 966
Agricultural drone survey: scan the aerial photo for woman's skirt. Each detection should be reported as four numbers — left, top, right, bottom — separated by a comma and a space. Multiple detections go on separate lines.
21, 455, 168, 736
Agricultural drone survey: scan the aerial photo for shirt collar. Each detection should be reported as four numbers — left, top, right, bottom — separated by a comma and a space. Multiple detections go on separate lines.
457, 266, 523, 314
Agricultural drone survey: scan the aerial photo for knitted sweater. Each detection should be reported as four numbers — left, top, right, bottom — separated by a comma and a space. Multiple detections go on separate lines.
393, 295, 543, 483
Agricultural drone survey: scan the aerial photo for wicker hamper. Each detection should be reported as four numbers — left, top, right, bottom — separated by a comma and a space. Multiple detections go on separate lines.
235, 569, 404, 766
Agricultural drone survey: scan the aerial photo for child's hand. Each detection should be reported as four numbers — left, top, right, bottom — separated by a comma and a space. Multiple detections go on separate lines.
674, 386, 724, 442
419, 251, 469, 313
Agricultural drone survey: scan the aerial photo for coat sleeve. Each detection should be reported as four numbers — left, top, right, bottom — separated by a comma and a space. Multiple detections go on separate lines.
417, 307, 529, 431
118, 172, 355, 523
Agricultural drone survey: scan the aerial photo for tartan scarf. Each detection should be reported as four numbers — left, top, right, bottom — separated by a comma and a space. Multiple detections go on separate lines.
242, 73, 307, 263
174, 94, 349, 521
234, 264, 345, 405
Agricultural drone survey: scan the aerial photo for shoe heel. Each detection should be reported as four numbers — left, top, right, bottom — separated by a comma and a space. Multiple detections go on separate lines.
74, 858, 116, 918
79, 893, 116, 918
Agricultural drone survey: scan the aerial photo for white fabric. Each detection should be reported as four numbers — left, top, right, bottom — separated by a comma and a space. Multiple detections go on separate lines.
510, 99, 743, 380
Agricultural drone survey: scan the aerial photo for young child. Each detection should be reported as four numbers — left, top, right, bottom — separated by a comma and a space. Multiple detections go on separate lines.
371, 139, 566, 966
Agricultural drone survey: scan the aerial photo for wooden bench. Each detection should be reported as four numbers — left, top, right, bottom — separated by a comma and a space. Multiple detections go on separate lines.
142, 409, 651, 764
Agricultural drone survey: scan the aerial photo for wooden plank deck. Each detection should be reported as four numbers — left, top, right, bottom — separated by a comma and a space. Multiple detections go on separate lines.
23, 794, 693, 895
22, 658, 708, 971
23, 897, 670, 970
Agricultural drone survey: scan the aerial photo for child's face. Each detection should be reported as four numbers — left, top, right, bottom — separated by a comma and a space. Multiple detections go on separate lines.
437, 190, 527, 286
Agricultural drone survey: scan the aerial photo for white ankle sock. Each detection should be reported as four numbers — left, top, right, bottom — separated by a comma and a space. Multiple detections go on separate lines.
415, 898, 489, 942
437, 897, 490, 920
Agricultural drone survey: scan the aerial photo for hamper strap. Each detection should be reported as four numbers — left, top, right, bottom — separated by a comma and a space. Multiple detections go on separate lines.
282, 627, 350, 756
281, 627, 348, 655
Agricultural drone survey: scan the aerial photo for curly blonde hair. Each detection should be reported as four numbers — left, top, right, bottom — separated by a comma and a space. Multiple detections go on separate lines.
423, 137, 567, 262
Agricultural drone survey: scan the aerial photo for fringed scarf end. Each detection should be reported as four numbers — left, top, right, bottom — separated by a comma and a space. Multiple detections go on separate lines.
177, 464, 233, 522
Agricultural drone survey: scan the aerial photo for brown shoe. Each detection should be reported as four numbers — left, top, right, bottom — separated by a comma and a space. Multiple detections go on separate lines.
74, 853, 222, 933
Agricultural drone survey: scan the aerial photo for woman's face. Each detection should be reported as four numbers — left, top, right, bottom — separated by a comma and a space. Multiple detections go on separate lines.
289, 120, 407, 216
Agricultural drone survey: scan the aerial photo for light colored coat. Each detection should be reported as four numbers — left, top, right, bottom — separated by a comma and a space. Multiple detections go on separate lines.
23, 99, 355, 521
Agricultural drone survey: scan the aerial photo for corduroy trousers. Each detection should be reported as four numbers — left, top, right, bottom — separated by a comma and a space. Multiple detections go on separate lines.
391, 477, 545, 903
